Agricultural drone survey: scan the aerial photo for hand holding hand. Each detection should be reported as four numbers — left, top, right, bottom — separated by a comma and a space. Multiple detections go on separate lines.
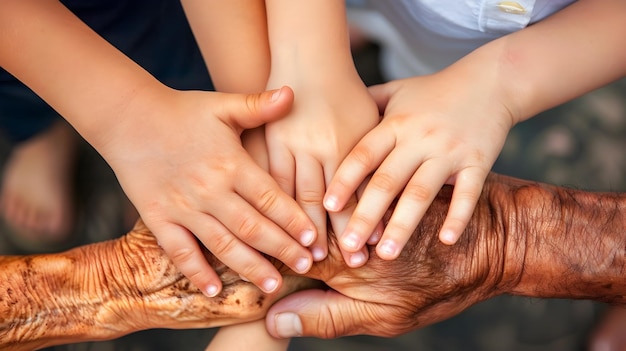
267, 179, 510, 338
325, 71, 515, 261
98, 87, 316, 297
265, 73, 380, 266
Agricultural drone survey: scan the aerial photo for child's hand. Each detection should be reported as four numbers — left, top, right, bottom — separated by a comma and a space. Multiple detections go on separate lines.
324, 72, 515, 260
102, 87, 316, 297
265, 74, 380, 267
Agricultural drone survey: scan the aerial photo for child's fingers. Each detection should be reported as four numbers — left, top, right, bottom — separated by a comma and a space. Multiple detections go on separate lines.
324, 128, 394, 213
295, 156, 327, 261
338, 147, 421, 255
438, 168, 488, 245
151, 221, 223, 298
267, 143, 296, 197
204, 194, 313, 279
236, 164, 315, 248
375, 160, 450, 260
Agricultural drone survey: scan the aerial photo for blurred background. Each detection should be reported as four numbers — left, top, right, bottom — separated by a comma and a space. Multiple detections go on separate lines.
1, 3, 625, 351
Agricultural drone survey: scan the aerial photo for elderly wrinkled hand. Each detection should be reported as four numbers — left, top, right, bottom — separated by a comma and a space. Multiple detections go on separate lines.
267, 173, 626, 338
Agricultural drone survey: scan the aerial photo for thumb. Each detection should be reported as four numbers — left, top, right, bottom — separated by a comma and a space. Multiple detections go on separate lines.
266, 289, 375, 339
219, 86, 294, 130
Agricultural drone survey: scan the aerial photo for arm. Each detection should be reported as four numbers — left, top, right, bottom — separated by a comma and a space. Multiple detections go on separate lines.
324, 0, 626, 260
0, 0, 316, 296
266, 173, 626, 338
180, 0, 270, 93
264, 0, 380, 265
0, 220, 313, 351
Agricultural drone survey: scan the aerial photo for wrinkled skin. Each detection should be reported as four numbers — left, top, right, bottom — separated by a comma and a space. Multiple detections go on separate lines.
269, 172, 626, 338
3, 173, 625, 349
277, 181, 506, 338
0, 220, 317, 351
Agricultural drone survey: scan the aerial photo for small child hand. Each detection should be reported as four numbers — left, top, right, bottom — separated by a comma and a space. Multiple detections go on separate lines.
325, 73, 515, 260
105, 87, 316, 297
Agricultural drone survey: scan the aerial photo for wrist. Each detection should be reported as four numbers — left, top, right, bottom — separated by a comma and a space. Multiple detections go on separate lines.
501, 177, 626, 302
0, 242, 138, 350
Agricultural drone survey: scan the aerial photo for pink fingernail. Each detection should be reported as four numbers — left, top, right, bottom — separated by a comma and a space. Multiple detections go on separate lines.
342, 233, 360, 250
206, 285, 219, 297
440, 230, 457, 245
378, 240, 398, 258
263, 278, 279, 293
324, 195, 339, 211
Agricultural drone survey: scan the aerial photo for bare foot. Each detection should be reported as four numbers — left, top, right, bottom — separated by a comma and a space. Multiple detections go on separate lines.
589, 306, 626, 351
0, 120, 78, 247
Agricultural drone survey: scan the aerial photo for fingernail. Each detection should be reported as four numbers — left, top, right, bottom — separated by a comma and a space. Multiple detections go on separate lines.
205, 285, 219, 297
440, 230, 457, 245
295, 257, 311, 273
342, 233, 360, 250
349, 251, 366, 266
379, 239, 398, 258
324, 195, 339, 211
263, 277, 279, 293
311, 246, 326, 261
300, 229, 315, 246
271, 88, 282, 102
275, 312, 303, 337
367, 230, 382, 245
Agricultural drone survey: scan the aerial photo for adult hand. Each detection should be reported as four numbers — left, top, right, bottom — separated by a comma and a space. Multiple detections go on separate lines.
100, 87, 317, 297
268, 173, 626, 338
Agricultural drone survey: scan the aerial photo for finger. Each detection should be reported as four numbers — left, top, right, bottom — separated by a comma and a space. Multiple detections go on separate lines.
367, 82, 396, 115
328, 197, 369, 268
342, 180, 385, 245
150, 221, 222, 297
206, 195, 313, 278
267, 143, 296, 197
219, 86, 295, 130
338, 148, 420, 255
235, 165, 316, 248
376, 159, 451, 260
295, 155, 326, 261
438, 168, 488, 245
266, 289, 386, 338
324, 127, 394, 213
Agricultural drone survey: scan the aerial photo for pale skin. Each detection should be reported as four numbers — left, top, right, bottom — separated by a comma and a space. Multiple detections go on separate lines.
0, 0, 318, 298
325, 0, 626, 262
186, 0, 381, 267
263, 0, 380, 266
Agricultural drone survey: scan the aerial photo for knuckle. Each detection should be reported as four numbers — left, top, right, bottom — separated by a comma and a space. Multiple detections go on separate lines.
209, 233, 239, 258
386, 219, 416, 237
170, 246, 197, 266
297, 188, 324, 207
317, 304, 341, 339
370, 171, 399, 194
244, 93, 260, 116
403, 182, 434, 203
256, 188, 280, 215
236, 217, 263, 243
349, 145, 377, 169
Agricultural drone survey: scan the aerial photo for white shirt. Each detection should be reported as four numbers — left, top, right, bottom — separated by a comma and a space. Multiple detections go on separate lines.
348, 0, 576, 77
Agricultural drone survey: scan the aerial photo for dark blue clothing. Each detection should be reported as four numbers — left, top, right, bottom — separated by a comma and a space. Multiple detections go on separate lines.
0, 0, 213, 143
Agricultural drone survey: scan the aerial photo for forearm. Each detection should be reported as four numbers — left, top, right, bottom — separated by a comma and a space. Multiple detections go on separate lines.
0, 242, 132, 351
0, 0, 168, 150
265, 0, 359, 85
492, 175, 626, 303
181, 0, 270, 93
448, 0, 626, 124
